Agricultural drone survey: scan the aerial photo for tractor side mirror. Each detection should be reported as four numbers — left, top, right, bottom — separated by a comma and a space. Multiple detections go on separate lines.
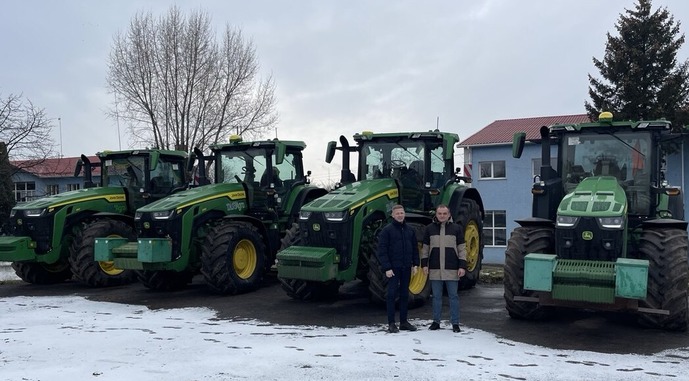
512, 132, 526, 158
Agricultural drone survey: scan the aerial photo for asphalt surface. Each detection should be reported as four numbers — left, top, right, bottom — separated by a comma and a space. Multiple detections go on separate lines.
1, 273, 688, 356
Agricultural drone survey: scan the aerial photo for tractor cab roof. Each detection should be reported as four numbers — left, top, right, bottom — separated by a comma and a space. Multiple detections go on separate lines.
96, 149, 188, 159
550, 112, 672, 135
352, 130, 459, 145
210, 136, 306, 152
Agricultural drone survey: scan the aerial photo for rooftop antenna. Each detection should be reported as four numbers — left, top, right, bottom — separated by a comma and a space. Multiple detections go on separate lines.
436, 116, 440, 131
58, 117, 63, 157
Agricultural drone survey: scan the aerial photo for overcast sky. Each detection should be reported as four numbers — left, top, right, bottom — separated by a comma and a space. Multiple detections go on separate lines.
2, 0, 689, 185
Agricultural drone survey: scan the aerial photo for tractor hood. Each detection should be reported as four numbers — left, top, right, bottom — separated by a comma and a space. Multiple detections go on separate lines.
301, 179, 398, 213
12, 187, 126, 211
559, 176, 627, 217
136, 182, 247, 212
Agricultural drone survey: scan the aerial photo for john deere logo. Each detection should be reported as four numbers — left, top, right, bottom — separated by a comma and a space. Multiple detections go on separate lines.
312, 223, 321, 232
582, 231, 593, 240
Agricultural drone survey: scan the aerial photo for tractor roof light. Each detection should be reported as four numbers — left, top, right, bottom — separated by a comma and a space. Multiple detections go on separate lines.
229, 135, 242, 143
598, 111, 614, 123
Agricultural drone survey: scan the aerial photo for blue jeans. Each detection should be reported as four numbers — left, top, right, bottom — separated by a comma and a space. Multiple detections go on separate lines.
431, 280, 459, 325
387, 266, 411, 324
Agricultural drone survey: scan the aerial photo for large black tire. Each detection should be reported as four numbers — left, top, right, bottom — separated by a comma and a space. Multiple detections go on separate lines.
456, 199, 484, 290
504, 226, 555, 320
367, 222, 430, 309
12, 260, 72, 284
201, 221, 267, 295
278, 223, 341, 301
69, 219, 137, 287
138, 270, 195, 291
637, 227, 689, 331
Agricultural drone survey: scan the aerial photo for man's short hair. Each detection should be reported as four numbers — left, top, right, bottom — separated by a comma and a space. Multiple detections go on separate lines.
436, 204, 449, 212
391, 204, 405, 213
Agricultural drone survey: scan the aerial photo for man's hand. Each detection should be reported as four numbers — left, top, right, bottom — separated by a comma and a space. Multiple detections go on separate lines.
458, 268, 466, 278
385, 269, 394, 278
412, 266, 418, 275
423, 267, 429, 275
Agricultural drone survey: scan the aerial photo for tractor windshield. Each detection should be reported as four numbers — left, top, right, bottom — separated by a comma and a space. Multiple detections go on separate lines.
215, 148, 302, 190
561, 131, 652, 214
359, 139, 452, 188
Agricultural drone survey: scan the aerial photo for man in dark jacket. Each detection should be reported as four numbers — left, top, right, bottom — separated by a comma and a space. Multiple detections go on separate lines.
377, 204, 419, 333
421, 204, 467, 333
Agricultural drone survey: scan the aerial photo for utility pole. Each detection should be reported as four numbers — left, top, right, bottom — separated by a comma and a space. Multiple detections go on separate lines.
58, 117, 63, 158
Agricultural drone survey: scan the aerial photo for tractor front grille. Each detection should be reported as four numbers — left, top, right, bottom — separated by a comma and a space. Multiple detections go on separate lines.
556, 217, 623, 261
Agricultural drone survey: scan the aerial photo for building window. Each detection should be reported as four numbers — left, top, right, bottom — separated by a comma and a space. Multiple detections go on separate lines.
47, 184, 60, 195
479, 161, 505, 179
67, 183, 81, 191
484, 210, 507, 246
532, 157, 558, 178
14, 182, 36, 202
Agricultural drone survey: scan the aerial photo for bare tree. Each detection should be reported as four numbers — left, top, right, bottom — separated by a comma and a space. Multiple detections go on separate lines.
107, 6, 278, 152
0, 92, 55, 170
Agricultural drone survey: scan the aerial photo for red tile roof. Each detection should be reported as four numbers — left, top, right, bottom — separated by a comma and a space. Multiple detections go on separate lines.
12, 156, 101, 178
459, 114, 591, 146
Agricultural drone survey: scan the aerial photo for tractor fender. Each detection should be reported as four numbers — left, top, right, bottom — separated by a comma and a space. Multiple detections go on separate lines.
285, 186, 329, 224
641, 218, 688, 230
514, 217, 555, 228
447, 186, 485, 219
216, 213, 275, 253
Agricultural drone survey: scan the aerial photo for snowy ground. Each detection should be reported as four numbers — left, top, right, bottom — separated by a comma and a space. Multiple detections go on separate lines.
1, 292, 688, 381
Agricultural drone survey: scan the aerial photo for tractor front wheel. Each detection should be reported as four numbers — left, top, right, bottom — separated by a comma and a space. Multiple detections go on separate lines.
12, 260, 72, 284
504, 226, 554, 320
638, 227, 689, 331
201, 222, 267, 295
69, 219, 137, 287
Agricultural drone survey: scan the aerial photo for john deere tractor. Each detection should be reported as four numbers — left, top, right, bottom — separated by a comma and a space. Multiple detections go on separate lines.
95, 137, 328, 293
1, 149, 189, 286
505, 112, 689, 331
276, 130, 485, 305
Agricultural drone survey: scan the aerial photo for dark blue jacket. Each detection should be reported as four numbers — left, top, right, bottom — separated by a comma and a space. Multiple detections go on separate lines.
376, 219, 419, 272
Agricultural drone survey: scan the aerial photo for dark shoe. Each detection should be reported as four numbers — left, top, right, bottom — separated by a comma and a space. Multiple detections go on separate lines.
399, 321, 417, 331
388, 323, 399, 333
429, 322, 440, 330
452, 324, 461, 333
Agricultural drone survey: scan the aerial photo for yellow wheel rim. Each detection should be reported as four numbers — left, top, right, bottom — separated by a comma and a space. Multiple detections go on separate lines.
233, 238, 257, 279
98, 233, 125, 276
464, 220, 480, 272
409, 242, 428, 294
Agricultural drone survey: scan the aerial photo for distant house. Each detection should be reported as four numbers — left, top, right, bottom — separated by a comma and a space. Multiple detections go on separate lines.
10, 156, 100, 202
458, 114, 689, 265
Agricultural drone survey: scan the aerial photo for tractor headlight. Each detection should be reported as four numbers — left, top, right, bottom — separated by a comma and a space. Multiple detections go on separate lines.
299, 210, 312, 220
598, 217, 624, 229
324, 211, 346, 222
134, 211, 143, 220
9, 209, 16, 218
24, 208, 46, 217
152, 210, 175, 220
556, 215, 579, 228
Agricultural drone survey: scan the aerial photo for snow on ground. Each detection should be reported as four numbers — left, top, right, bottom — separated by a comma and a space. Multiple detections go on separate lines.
1, 295, 687, 381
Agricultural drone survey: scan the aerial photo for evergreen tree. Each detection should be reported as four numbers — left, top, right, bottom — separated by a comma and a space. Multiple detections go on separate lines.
586, 0, 689, 130
0, 142, 16, 234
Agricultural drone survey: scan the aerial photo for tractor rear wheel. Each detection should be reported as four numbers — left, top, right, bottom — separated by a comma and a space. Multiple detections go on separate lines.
201, 221, 267, 295
69, 219, 137, 287
138, 270, 194, 291
638, 227, 689, 331
277, 223, 341, 301
12, 260, 72, 284
367, 222, 429, 309
504, 226, 554, 320
456, 199, 484, 290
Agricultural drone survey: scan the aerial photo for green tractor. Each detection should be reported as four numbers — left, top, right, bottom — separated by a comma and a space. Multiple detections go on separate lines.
95, 136, 328, 293
506, 112, 689, 331
276, 130, 485, 305
1, 149, 189, 286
